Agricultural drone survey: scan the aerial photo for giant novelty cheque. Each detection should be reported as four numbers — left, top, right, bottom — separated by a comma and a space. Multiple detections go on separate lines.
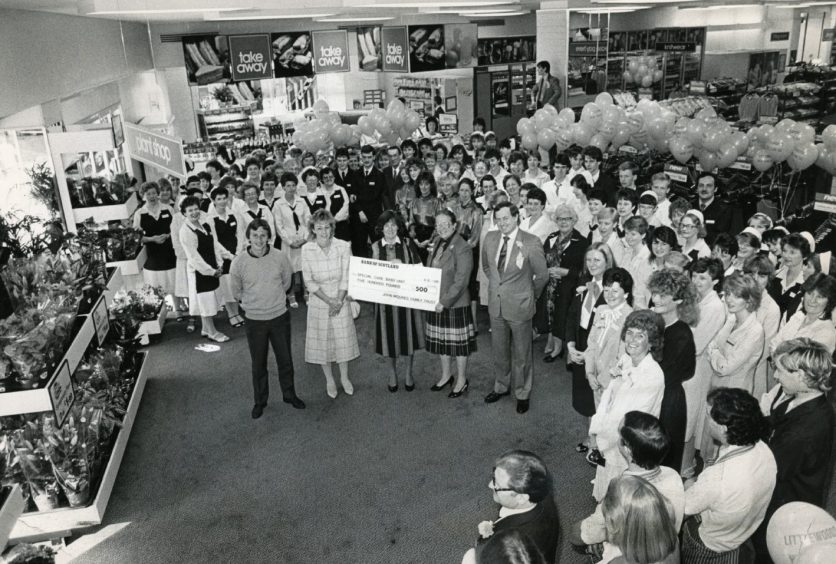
348, 257, 441, 312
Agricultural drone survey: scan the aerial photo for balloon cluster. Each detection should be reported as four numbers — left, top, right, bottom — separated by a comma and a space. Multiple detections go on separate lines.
356, 100, 423, 147
767, 502, 836, 564
516, 93, 830, 174
623, 56, 663, 88
292, 99, 360, 153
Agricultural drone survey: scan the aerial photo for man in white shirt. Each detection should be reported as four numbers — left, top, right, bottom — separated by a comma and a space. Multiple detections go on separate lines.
573, 410, 685, 551
682, 387, 777, 563
651, 172, 673, 228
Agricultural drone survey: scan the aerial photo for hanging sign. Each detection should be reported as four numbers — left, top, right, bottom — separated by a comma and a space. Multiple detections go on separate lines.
823, 29, 835, 42
381, 27, 409, 72
771, 32, 790, 42
655, 42, 696, 53
123, 122, 186, 178
312, 30, 350, 73
568, 42, 608, 57
272, 32, 314, 77
229, 35, 272, 81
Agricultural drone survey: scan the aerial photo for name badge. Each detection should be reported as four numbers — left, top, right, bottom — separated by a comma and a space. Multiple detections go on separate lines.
161, 211, 170, 218
706, 219, 716, 224
230, 220, 237, 226
369, 181, 376, 186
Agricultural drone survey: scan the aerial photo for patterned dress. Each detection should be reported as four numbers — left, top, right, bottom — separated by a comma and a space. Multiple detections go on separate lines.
371, 238, 425, 357
301, 238, 360, 364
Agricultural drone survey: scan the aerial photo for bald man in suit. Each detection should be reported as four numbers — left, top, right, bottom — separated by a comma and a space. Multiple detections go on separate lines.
482, 202, 549, 414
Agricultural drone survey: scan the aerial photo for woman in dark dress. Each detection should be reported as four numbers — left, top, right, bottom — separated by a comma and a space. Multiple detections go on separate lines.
370, 211, 425, 392
133, 181, 177, 300
540, 204, 589, 362
648, 269, 698, 472
320, 168, 351, 241
767, 232, 811, 322
565, 242, 615, 452
408, 171, 441, 264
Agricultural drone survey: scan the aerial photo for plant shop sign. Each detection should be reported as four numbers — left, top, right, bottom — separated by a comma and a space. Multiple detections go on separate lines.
229, 35, 272, 81
124, 123, 186, 178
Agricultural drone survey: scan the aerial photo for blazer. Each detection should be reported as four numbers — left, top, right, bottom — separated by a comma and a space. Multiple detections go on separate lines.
477, 495, 560, 564
481, 229, 549, 322
351, 168, 386, 223
565, 279, 608, 350
593, 173, 619, 207
708, 313, 765, 392
428, 233, 472, 309
381, 165, 404, 212
334, 168, 358, 197
693, 198, 732, 245
532, 74, 562, 110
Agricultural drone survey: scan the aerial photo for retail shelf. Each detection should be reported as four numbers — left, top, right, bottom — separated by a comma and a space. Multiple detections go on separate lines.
107, 246, 146, 276
9, 352, 149, 543
197, 105, 255, 116
138, 304, 167, 337
0, 485, 25, 551
71, 193, 138, 225
102, 267, 123, 307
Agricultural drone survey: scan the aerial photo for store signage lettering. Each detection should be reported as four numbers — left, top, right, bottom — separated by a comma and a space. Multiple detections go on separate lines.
49, 360, 74, 428
312, 30, 350, 73
124, 122, 186, 178
568, 42, 608, 57
771, 32, 790, 42
229, 35, 272, 81
655, 42, 696, 53
382, 27, 409, 72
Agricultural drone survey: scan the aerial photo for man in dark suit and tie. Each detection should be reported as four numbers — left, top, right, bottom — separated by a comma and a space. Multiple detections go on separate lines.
692, 172, 732, 245
462, 450, 560, 564
381, 145, 404, 212
583, 146, 618, 207
348, 144, 385, 257
482, 202, 549, 414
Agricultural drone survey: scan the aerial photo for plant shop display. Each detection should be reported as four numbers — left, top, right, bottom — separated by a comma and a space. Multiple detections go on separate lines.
66, 173, 133, 209
109, 285, 166, 344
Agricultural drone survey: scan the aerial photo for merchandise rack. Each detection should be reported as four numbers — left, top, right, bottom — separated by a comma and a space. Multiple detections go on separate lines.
8, 352, 150, 544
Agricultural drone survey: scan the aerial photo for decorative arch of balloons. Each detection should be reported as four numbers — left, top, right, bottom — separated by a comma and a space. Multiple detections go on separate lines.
291, 99, 424, 153
515, 92, 835, 175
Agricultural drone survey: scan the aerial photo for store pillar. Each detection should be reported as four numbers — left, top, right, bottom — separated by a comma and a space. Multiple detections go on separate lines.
536, 2, 570, 111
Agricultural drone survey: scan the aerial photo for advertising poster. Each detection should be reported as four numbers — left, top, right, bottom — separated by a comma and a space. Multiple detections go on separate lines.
228, 35, 272, 81
408, 25, 445, 72
381, 27, 409, 72
443, 23, 477, 68
312, 30, 350, 73
357, 26, 382, 71
477, 36, 536, 65
491, 71, 510, 117
272, 31, 313, 77
183, 35, 230, 85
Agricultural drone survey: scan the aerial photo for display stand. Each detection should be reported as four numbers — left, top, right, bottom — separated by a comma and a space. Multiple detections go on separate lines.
0, 485, 25, 551
8, 352, 149, 544
107, 246, 146, 277
71, 193, 139, 225
138, 303, 167, 337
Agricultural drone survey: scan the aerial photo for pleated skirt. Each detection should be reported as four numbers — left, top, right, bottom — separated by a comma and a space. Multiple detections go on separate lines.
424, 306, 477, 357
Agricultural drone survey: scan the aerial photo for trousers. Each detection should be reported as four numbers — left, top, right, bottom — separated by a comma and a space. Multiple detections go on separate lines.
490, 314, 534, 400
244, 312, 296, 406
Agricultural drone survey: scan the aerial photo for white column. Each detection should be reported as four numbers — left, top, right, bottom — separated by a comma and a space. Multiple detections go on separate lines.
537, 1, 570, 109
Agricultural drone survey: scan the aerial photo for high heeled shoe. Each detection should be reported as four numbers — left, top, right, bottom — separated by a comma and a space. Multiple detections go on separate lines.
388, 383, 398, 393
326, 381, 338, 399
430, 377, 453, 391
341, 377, 354, 396
404, 382, 415, 392
448, 380, 469, 398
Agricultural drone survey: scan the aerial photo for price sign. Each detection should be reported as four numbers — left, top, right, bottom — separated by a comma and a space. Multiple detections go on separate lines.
48, 360, 75, 428
664, 163, 689, 183
729, 157, 752, 172
438, 113, 458, 134
91, 295, 110, 346
348, 257, 441, 312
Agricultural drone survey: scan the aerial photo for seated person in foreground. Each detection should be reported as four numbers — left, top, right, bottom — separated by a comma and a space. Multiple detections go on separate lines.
462, 450, 559, 564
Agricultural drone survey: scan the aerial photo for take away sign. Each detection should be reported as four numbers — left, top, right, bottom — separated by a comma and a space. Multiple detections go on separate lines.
312, 30, 350, 73
381, 27, 409, 72
229, 34, 273, 81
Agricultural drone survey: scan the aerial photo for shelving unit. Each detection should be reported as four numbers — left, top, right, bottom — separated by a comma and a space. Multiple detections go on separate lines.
9, 352, 150, 544
71, 192, 139, 225
197, 105, 255, 141
0, 485, 24, 551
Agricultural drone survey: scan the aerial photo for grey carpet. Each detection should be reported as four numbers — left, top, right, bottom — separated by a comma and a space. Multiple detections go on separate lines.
67, 306, 836, 564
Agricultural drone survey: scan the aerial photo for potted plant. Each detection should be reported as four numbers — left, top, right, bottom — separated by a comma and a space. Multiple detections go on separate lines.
41, 409, 102, 508
11, 425, 60, 512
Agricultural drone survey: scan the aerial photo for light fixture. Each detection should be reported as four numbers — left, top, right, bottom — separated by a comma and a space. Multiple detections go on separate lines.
359, 1, 513, 7
578, 5, 652, 12
680, 3, 763, 9
463, 10, 529, 16
91, 7, 241, 14
315, 16, 396, 22
204, 13, 336, 21
593, 0, 696, 3
457, 8, 527, 14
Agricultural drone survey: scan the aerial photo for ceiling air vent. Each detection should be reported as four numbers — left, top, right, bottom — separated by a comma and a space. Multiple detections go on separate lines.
161, 32, 220, 43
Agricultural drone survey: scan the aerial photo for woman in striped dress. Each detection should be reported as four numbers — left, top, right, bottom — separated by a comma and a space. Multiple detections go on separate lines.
370, 210, 425, 392
426, 209, 477, 399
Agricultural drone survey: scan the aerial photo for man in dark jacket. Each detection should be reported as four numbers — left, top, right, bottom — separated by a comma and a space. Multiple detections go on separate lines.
381, 145, 404, 212
465, 450, 560, 564
583, 146, 618, 207
692, 172, 732, 245
348, 144, 385, 257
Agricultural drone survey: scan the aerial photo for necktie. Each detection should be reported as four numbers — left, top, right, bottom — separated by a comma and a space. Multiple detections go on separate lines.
498, 236, 509, 272
590, 224, 599, 231
583, 282, 600, 316
289, 204, 300, 230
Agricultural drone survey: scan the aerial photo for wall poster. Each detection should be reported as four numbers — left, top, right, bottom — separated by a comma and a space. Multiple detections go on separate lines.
357, 26, 383, 71
477, 36, 536, 66
271, 32, 313, 77
183, 35, 230, 85
443, 23, 477, 68
408, 25, 446, 72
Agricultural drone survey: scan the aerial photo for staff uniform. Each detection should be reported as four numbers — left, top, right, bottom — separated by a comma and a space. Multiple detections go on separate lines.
179, 220, 233, 317
770, 311, 836, 356
302, 189, 328, 215
301, 238, 359, 364
273, 195, 311, 274
240, 203, 276, 240
583, 302, 632, 406
687, 291, 727, 448
753, 290, 781, 398
659, 320, 696, 472
322, 184, 350, 241
768, 267, 805, 322
133, 203, 177, 294
171, 210, 207, 299
707, 314, 764, 392
208, 209, 245, 303
619, 244, 653, 309
682, 238, 712, 263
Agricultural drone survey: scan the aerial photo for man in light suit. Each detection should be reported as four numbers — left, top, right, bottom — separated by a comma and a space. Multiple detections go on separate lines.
482, 202, 549, 414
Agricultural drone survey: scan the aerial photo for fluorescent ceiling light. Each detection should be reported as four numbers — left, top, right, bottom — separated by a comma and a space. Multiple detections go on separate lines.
680, 3, 762, 9
205, 13, 336, 20
458, 8, 527, 14
359, 1, 512, 7
593, 0, 696, 3
91, 7, 240, 14
315, 16, 395, 21
463, 10, 529, 16
579, 5, 651, 12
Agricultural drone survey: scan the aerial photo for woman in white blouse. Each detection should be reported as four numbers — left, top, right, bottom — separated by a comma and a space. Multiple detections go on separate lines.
519, 187, 558, 244
770, 273, 836, 356
589, 310, 666, 502
679, 209, 712, 263
522, 151, 550, 188
707, 272, 765, 393
273, 172, 311, 308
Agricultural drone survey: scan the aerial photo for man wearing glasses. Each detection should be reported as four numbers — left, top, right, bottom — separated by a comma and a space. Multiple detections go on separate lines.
461, 450, 560, 564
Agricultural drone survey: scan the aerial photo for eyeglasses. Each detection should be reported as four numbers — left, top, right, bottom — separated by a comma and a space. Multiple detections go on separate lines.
556, 216, 574, 221
680, 223, 697, 230
489, 477, 515, 493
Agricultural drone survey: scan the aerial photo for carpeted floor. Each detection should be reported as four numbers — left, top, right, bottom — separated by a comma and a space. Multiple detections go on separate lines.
66, 306, 836, 564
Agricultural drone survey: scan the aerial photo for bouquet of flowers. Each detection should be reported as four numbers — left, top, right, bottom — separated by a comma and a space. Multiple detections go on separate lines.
92, 223, 143, 263
108, 285, 165, 343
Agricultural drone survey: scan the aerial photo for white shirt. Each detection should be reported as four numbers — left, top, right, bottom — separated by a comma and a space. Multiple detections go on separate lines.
620, 243, 653, 309
684, 441, 777, 552
522, 168, 550, 188
568, 167, 594, 187
494, 227, 519, 272
520, 214, 558, 244
771, 311, 836, 355
498, 504, 536, 520
654, 198, 672, 228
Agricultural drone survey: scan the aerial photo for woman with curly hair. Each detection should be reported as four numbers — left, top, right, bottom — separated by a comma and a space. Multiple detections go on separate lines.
588, 310, 666, 501
648, 269, 699, 472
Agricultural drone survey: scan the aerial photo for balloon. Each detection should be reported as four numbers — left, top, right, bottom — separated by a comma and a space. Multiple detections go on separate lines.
767, 502, 836, 564
695, 107, 717, 121
637, 64, 649, 77
628, 60, 639, 74
623, 71, 633, 83
792, 123, 816, 145
533, 110, 553, 132
698, 151, 718, 172
555, 129, 573, 149
559, 108, 576, 124
517, 117, 535, 136
387, 107, 405, 128
775, 118, 797, 133
599, 121, 617, 141
521, 133, 538, 151
822, 124, 836, 151
653, 69, 664, 83
674, 117, 691, 137
798, 543, 836, 564
767, 133, 794, 162
387, 99, 405, 113
375, 116, 393, 135
641, 75, 653, 87
405, 111, 422, 132
646, 117, 668, 139
595, 92, 614, 106
716, 144, 738, 169
729, 131, 749, 154
790, 142, 818, 171
685, 120, 706, 145
588, 134, 608, 152
581, 103, 603, 129
612, 124, 632, 148
357, 115, 375, 136
753, 150, 774, 172
312, 99, 330, 116
537, 129, 556, 150
571, 122, 595, 146
701, 127, 727, 152
542, 103, 559, 117
626, 112, 645, 134
603, 105, 623, 124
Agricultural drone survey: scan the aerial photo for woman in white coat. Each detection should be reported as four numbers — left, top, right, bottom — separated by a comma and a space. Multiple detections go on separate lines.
273, 172, 311, 308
